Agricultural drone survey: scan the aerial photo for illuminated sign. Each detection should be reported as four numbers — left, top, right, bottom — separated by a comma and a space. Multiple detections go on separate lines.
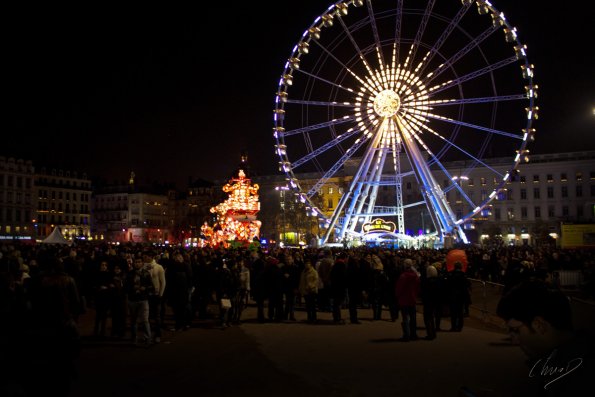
362, 218, 396, 234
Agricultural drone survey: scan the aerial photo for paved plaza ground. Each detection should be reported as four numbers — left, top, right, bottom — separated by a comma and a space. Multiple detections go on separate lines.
70, 304, 536, 397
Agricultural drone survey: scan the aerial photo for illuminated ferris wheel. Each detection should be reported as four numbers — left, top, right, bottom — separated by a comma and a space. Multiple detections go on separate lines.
273, 0, 537, 245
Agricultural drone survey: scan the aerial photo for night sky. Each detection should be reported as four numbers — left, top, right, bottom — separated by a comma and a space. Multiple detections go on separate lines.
5, 1, 594, 189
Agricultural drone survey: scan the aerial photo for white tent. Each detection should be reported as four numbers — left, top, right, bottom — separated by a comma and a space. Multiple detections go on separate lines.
41, 227, 71, 245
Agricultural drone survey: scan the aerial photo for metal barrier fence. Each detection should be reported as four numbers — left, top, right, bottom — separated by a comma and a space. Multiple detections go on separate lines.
468, 278, 507, 328
467, 278, 595, 332
555, 270, 584, 288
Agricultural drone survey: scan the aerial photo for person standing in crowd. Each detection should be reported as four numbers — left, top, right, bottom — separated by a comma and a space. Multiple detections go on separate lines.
299, 259, 319, 323
447, 261, 471, 332
249, 250, 266, 323
497, 280, 593, 396
315, 249, 334, 312
264, 255, 284, 322
145, 252, 166, 343
330, 251, 348, 324
92, 260, 113, 338
110, 263, 127, 339
346, 251, 363, 324
420, 264, 443, 340
384, 255, 401, 322
396, 258, 420, 341
369, 254, 388, 321
216, 259, 235, 328
126, 256, 154, 346
231, 257, 250, 324
25, 255, 83, 396
281, 252, 300, 321
167, 251, 193, 331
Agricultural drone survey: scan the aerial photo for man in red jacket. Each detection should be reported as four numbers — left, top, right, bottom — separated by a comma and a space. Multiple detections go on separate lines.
396, 258, 420, 341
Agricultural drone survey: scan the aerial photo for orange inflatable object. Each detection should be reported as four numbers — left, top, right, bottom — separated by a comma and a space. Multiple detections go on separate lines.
446, 249, 468, 272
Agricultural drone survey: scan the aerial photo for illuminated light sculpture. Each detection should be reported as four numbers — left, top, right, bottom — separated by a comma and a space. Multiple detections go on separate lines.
273, 0, 536, 247
204, 168, 262, 248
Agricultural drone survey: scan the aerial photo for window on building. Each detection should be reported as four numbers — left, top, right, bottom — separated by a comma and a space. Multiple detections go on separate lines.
468, 178, 474, 187
507, 189, 513, 200
577, 205, 584, 218
562, 206, 569, 217
406, 182, 411, 189
576, 185, 583, 197
548, 206, 555, 218
481, 190, 487, 201
520, 176, 526, 184
533, 188, 540, 199
507, 208, 515, 220
495, 208, 501, 221
328, 187, 333, 194
328, 198, 333, 209
533, 175, 539, 183
591, 185, 595, 197
520, 189, 527, 200
16, 177, 22, 188
480, 177, 486, 186
561, 186, 568, 198
534, 206, 541, 219
576, 172, 583, 182
338, 187, 344, 194
547, 174, 553, 183
560, 173, 567, 182
547, 186, 554, 198
521, 207, 528, 219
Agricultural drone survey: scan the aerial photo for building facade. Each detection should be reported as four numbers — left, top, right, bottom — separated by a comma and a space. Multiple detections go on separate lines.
34, 167, 92, 240
259, 151, 595, 247
0, 156, 35, 242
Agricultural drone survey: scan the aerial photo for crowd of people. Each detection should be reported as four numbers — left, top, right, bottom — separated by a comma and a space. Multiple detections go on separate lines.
1, 241, 594, 395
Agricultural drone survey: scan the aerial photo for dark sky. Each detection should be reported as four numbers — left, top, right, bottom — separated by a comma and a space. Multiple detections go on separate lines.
5, 1, 594, 189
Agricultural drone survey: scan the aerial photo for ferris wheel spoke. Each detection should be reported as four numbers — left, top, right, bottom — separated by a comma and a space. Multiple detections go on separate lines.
295, 68, 360, 96
290, 128, 361, 169
280, 116, 356, 138
404, 93, 527, 108
403, 0, 435, 73
403, 113, 505, 178
306, 135, 371, 198
285, 99, 356, 108
365, 0, 385, 68
423, 56, 518, 98
334, 9, 378, 82
416, 2, 472, 77
417, 111, 524, 140
308, 39, 373, 93
423, 24, 500, 86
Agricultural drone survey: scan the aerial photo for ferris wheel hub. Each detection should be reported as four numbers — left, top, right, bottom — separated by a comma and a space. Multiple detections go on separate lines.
373, 90, 401, 117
